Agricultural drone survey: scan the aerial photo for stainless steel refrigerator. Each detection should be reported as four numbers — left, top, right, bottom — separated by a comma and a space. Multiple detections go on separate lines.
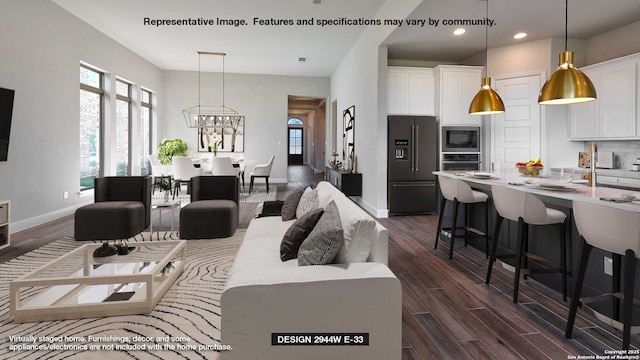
388, 115, 438, 215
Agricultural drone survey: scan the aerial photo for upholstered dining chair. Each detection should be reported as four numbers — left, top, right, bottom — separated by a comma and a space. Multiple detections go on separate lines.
149, 154, 172, 193
210, 157, 240, 176
249, 155, 275, 193
171, 156, 202, 199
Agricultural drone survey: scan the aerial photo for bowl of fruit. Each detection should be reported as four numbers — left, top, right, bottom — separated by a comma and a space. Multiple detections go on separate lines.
516, 158, 544, 177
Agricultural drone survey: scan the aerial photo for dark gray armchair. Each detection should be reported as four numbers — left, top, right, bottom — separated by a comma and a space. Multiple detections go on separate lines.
180, 176, 239, 239
74, 176, 152, 240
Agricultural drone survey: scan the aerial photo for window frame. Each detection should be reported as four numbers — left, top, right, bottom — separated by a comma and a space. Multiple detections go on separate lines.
141, 88, 153, 176
79, 64, 104, 192
115, 78, 132, 176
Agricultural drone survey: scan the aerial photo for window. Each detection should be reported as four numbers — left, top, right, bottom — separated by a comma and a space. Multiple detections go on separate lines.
115, 79, 131, 176
140, 89, 152, 176
79, 65, 103, 190
288, 117, 303, 125
289, 128, 302, 154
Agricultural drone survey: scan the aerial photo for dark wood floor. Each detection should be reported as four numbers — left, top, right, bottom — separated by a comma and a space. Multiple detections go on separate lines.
3, 165, 636, 359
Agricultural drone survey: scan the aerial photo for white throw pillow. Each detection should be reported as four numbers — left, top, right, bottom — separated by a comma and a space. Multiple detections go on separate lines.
296, 187, 319, 219
332, 195, 376, 263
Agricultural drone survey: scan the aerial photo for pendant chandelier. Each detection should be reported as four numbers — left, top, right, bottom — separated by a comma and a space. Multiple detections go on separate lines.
183, 51, 244, 129
469, 0, 505, 115
538, 0, 596, 105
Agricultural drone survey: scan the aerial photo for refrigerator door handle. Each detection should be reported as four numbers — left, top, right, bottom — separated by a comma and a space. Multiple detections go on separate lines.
415, 124, 419, 172
410, 124, 415, 171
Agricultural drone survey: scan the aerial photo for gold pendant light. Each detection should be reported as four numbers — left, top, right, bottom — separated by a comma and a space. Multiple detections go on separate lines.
469, 0, 505, 115
538, 0, 596, 105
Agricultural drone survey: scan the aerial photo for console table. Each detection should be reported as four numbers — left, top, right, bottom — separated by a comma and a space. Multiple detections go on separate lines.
325, 167, 362, 196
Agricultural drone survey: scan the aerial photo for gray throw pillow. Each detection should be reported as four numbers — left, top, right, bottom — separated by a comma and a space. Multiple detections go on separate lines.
298, 200, 344, 266
280, 208, 325, 261
296, 187, 319, 219
281, 187, 305, 221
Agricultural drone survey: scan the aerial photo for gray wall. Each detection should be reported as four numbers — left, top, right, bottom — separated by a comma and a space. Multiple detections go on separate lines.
0, 0, 162, 231
161, 70, 330, 183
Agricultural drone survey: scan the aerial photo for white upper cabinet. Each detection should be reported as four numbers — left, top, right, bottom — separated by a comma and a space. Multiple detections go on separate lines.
569, 54, 638, 140
387, 67, 434, 116
434, 65, 483, 126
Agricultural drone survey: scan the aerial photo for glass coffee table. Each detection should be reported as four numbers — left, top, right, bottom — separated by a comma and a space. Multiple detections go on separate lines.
10, 240, 186, 323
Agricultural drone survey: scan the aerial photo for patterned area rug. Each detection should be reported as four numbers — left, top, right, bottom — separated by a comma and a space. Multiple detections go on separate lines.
240, 185, 277, 203
0, 230, 244, 359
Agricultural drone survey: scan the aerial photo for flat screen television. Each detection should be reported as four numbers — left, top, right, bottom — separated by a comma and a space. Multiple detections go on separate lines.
0, 87, 15, 162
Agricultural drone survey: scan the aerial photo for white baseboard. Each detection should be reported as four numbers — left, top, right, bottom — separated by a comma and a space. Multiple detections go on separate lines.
10, 201, 91, 234
350, 197, 388, 219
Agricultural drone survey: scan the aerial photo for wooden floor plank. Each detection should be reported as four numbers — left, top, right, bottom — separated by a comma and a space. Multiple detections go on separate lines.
470, 308, 551, 360
402, 307, 447, 359
459, 339, 496, 360
413, 312, 473, 360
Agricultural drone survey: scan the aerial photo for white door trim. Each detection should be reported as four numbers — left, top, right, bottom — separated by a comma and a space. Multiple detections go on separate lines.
491, 70, 547, 173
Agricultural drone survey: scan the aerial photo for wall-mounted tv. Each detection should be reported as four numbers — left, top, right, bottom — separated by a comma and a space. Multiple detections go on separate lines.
0, 87, 15, 162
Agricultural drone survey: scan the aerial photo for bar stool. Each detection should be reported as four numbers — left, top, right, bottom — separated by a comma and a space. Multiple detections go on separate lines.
486, 185, 567, 303
435, 176, 489, 260
566, 201, 640, 350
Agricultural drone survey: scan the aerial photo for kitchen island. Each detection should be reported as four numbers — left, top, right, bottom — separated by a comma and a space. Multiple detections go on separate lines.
433, 171, 640, 315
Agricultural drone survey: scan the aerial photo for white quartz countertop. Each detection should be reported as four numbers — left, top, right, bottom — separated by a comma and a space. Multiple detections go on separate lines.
434, 171, 640, 213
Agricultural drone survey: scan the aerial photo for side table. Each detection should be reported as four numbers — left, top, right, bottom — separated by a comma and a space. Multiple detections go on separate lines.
150, 199, 181, 234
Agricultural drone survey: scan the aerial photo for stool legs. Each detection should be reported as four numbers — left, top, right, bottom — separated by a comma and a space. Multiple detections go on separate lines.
513, 218, 526, 303
622, 249, 636, 349
565, 238, 594, 340
434, 195, 446, 250
484, 201, 490, 259
561, 221, 567, 301
486, 215, 504, 284
449, 199, 460, 260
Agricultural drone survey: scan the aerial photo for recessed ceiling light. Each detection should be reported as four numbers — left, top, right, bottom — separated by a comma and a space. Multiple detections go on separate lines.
298, 57, 307, 62
453, 28, 466, 36
513, 32, 528, 39
312, 0, 323, 4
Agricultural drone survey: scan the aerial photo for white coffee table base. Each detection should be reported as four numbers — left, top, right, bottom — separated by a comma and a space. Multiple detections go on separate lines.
150, 199, 181, 234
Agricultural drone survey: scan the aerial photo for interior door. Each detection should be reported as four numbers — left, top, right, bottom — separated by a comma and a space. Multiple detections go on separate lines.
493, 74, 542, 177
288, 127, 303, 165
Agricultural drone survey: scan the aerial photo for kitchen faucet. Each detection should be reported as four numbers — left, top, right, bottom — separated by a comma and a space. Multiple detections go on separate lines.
588, 141, 597, 187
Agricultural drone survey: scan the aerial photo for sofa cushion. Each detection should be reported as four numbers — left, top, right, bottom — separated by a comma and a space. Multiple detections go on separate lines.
280, 208, 324, 261
332, 195, 377, 263
281, 188, 305, 221
298, 200, 344, 266
296, 187, 319, 219
258, 200, 284, 218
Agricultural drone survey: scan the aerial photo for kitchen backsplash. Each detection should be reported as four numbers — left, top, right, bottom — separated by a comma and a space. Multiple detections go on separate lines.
584, 140, 640, 170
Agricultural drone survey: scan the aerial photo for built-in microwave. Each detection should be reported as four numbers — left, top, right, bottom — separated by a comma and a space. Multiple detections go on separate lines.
441, 126, 481, 153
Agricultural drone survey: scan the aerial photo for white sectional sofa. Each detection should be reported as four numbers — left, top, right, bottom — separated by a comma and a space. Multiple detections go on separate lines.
221, 181, 401, 360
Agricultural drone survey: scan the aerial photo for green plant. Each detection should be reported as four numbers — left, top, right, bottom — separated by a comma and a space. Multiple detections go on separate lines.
157, 139, 188, 165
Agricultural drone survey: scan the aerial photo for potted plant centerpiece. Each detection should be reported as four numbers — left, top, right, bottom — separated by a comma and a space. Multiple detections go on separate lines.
157, 139, 188, 165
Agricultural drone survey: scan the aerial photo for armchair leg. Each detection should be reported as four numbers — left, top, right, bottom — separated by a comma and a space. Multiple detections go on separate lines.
249, 176, 255, 193
266, 177, 269, 193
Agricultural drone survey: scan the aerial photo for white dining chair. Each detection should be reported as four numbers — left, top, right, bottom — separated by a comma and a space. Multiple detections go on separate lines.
171, 156, 202, 199
435, 176, 489, 260
149, 154, 172, 193
249, 155, 275, 193
210, 157, 240, 176
487, 185, 568, 303
566, 201, 640, 350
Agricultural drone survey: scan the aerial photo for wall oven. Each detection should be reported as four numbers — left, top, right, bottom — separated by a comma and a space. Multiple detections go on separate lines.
441, 126, 481, 153
441, 153, 481, 171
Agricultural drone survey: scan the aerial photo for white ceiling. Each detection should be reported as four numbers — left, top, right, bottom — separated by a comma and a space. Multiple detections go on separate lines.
53, 0, 640, 76
384, 0, 640, 63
